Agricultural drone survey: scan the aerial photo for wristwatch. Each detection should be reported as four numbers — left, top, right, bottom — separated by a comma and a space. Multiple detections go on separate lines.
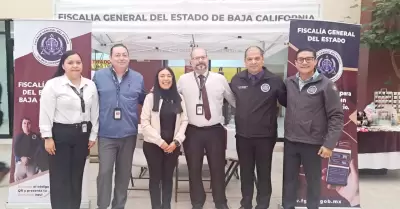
173, 140, 181, 147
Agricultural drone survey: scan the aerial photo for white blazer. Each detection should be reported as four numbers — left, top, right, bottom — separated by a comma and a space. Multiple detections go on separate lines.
140, 93, 189, 147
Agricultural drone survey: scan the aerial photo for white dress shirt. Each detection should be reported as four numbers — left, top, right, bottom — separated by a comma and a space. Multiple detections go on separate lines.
177, 71, 235, 127
39, 75, 99, 141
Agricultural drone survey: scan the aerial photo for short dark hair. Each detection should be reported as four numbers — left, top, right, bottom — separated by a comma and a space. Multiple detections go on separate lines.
244, 46, 264, 59
110, 44, 129, 57
296, 47, 316, 58
22, 117, 31, 122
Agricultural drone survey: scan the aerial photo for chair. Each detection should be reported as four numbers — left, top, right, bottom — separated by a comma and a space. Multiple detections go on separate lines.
128, 148, 149, 191
224, 126, 240, 187
225, 150, 240, 187
174, 151, 210, 202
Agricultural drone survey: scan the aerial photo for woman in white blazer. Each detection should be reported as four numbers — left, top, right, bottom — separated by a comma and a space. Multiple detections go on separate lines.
141, 67, 188, 209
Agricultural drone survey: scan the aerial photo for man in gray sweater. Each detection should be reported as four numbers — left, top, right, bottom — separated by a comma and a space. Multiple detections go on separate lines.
282, 48, 344, 209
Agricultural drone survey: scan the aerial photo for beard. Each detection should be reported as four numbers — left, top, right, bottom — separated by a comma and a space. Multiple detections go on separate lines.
194, 62, 207, 73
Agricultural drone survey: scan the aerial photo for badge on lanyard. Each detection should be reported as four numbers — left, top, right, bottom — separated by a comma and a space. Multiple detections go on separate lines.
196, 104, 203, 115
114, 108, 122, 120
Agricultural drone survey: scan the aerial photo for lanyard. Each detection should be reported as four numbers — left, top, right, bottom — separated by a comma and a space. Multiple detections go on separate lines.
111, 71, 121, 107
70, 86, 85, 113
110, 68, 128, 107
194, 72, 209, 100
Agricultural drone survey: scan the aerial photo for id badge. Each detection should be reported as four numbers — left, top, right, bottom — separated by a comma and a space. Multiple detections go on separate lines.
114, 108, 122, 120
196, 104, 203, 115
81, 123, 87, 133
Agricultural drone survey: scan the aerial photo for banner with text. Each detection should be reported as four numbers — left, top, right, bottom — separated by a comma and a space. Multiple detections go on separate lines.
55, 1, 320, 34
8, 20, 92, 208
57, 13, 316, 23
287, 20, 361, 208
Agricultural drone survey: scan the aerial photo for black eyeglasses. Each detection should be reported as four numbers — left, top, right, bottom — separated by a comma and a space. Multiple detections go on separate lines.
296, 57, 315, 63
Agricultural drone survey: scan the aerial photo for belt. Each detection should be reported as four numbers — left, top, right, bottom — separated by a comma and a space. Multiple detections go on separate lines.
53, 122, 90, 128
188, 123, 222, 129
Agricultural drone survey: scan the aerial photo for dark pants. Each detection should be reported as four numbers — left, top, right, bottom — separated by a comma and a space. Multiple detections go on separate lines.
282, 139, 322, 209
183, 124, 227, 208
143, 141, 180, 209
236, 135, 276, 209
49, 122, 91, 209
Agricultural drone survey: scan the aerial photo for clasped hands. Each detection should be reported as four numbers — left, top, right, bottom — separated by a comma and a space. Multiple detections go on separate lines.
160, 141, 177, 153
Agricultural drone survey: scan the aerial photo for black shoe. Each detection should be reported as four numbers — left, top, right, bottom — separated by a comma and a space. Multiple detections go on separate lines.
216, 204, 230, 209
192, 205, 203, 209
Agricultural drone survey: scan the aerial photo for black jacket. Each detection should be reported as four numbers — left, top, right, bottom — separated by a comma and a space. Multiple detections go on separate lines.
284, 74, 344, 149
230, 68, 286, 138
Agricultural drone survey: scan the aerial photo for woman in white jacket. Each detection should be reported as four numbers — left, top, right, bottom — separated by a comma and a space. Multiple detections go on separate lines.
141, 67, 188, 209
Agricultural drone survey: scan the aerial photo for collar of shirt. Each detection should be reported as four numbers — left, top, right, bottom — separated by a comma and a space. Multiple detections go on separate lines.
112, 67, 129, 74
60, 75, 88, 89
194, 70, 209, 78
247, 69, 264, 80
296, 70, 319, 83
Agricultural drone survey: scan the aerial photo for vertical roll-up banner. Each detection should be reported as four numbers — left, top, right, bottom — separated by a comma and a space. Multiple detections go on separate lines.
286, 20, 361, 208
8, 20, 92, 208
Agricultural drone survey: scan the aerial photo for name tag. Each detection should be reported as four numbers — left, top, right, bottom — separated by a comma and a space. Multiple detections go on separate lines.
114, 108, 122, 120
196, 104, 203, 115
82, 123, 87, 133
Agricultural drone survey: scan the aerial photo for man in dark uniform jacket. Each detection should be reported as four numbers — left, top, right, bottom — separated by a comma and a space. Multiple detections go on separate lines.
282, 48, 344, 209
14, 117, 48, 181
230, 46, 287, 209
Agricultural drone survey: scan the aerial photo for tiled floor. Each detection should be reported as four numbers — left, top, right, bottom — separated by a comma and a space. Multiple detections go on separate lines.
0, 144, 399, 209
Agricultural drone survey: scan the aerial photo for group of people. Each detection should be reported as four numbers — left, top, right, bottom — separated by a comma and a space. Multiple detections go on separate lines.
36, 43, 343, 209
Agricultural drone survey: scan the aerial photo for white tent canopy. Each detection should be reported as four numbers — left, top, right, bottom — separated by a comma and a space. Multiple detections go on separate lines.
55, 0, 321, 60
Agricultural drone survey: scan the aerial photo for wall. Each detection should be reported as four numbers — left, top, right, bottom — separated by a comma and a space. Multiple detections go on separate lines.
130, 60, 163, 92
321, 0, 361, 24
363, 50, 400, 107
129, 60, 163, 122
357, 0, 373, 109
0, 0, 53, 19
356, 0, 400, 110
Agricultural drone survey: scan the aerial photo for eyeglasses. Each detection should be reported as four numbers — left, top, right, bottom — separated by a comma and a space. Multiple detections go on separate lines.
296, 57, 315, 63
192, 56, 207, 61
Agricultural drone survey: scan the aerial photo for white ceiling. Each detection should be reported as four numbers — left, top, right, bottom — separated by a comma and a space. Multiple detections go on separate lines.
92, 32, 289, 60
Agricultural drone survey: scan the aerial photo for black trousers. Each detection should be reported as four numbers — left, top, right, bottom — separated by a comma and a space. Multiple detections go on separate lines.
143, 141, 180, 209
236, 135, 276, 209
282, 139, 321, 209
183, 124, 227, 207
49, 122, 91, 209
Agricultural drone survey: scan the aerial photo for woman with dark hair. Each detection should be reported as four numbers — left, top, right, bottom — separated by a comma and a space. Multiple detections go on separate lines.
141, 67, 188, 209
39, 50, 99, 209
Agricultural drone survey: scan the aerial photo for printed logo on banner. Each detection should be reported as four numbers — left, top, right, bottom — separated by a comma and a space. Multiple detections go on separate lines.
32, 27, 72, 67
260, 83, 270, 92
307, 85, 317, 94
316, 48, 343, 82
